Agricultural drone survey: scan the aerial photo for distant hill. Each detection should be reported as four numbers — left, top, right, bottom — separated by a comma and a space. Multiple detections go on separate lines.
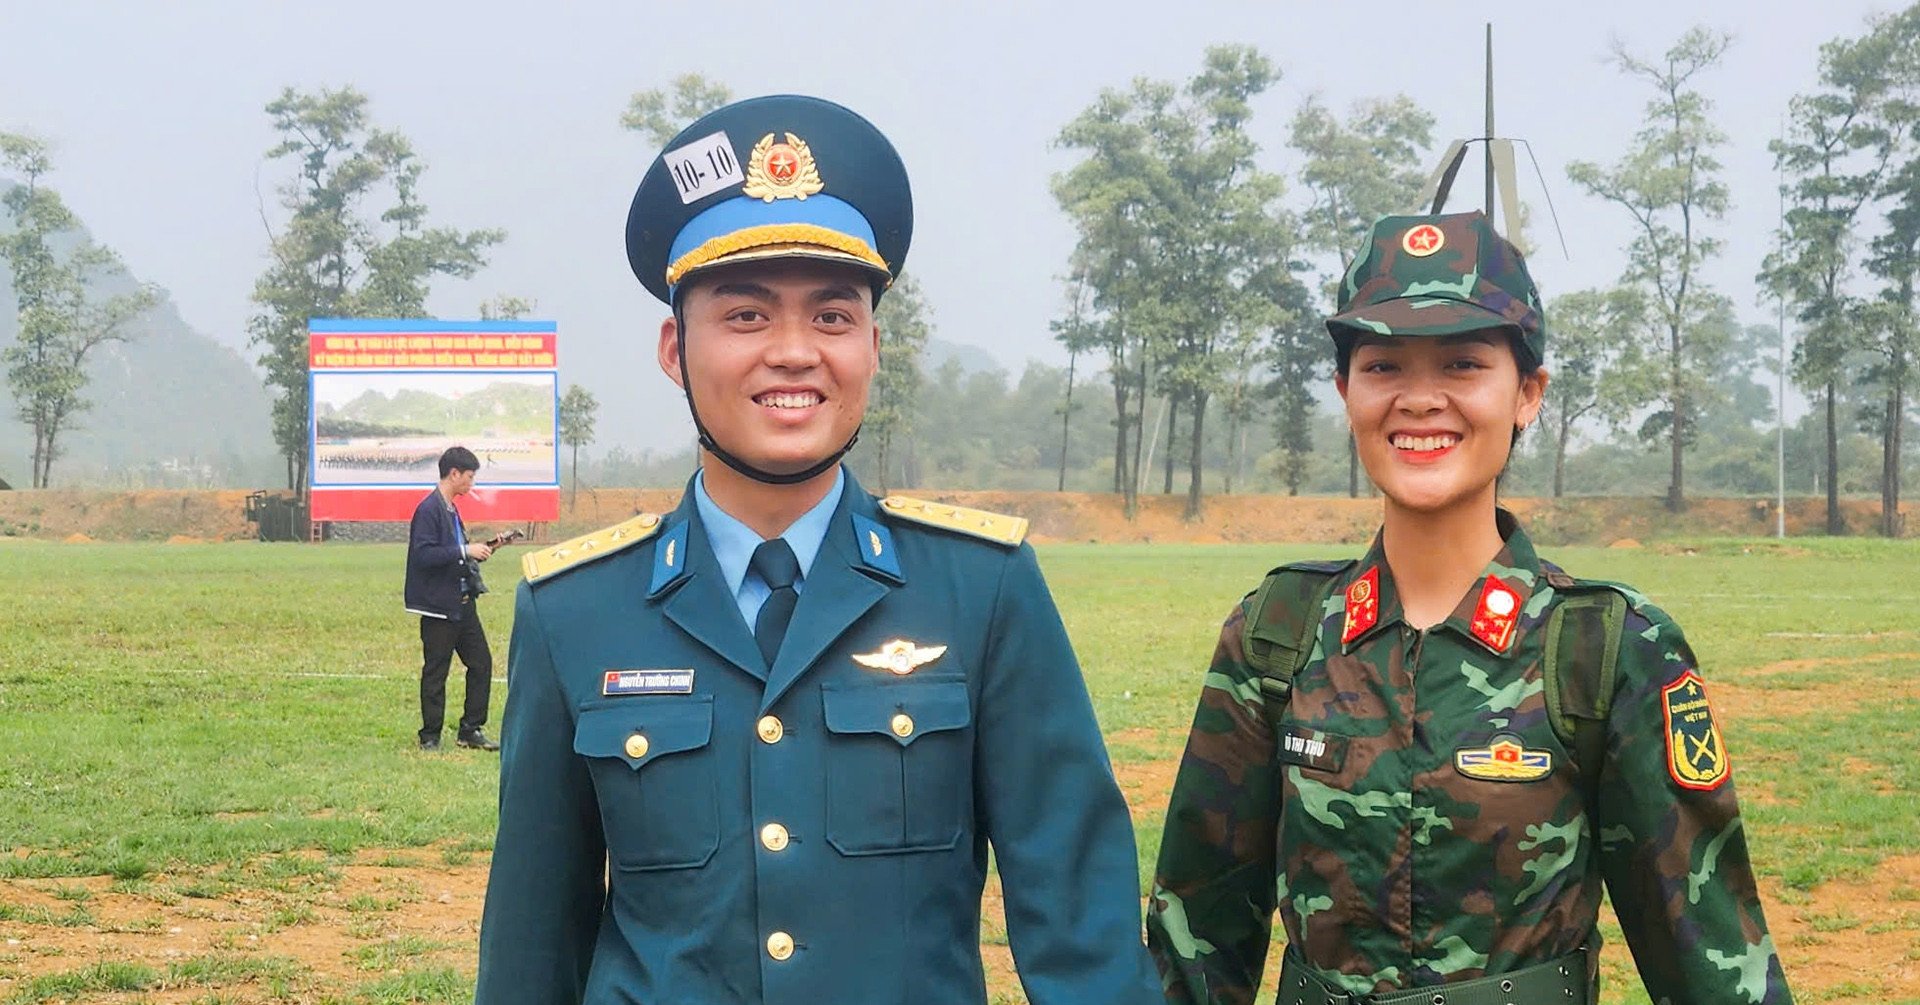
921, 337, 1004, 377
317, 379, 552, 438
0, 203, 279, 488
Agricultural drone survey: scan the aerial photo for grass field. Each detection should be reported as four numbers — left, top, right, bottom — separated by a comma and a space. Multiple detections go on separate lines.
2, 537, 1918, 1003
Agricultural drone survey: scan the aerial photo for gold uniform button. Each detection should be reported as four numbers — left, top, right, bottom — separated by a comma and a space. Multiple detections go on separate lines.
757, 716, 784, 744
624, 733, 649, 759
760, 823, 790, 851
766, 931, 794, 960
890, 713, 914, 738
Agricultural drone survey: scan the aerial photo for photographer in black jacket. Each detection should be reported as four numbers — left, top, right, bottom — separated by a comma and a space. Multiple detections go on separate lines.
403, 446, 498, 752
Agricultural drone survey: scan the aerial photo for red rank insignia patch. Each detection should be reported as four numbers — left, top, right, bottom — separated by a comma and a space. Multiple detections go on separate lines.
1469, 577, 1521, 653
1342, 566, 1380, 645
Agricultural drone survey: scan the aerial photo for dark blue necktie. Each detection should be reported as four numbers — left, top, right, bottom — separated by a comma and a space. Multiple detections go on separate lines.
750, 538, 801, 666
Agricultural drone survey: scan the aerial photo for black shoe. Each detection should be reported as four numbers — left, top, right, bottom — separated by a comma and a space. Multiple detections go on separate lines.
418, 736, 441, 751
456, 731, 500, 752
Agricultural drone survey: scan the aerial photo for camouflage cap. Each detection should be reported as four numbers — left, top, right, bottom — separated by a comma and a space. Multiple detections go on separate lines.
1325, 210, 1545, 369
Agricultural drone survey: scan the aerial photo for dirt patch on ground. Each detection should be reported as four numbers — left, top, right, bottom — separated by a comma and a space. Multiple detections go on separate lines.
0, 490, 260, 542
0, 847, 486, 1000
4, 839, 1912, 1002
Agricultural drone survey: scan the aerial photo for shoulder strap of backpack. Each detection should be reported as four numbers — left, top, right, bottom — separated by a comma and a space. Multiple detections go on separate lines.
1240, 561, 1350, 732
1542, 576, 1630, 815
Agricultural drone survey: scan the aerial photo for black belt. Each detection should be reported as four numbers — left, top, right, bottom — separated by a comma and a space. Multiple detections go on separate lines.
1276, 944, 1590, 1005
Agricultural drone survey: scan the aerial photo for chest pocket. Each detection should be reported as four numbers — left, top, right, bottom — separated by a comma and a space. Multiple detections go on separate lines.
821, 678, 973, 855
574, 698, 717, 872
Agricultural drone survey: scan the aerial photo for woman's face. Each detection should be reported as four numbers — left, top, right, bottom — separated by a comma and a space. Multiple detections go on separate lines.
1337, 331, 1547, 516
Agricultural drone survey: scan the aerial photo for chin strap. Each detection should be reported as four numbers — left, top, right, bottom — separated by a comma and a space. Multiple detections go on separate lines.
672, 300, 860, 486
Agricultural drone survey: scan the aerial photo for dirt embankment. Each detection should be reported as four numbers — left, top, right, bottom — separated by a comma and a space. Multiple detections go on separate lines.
0, 488, 1910, 544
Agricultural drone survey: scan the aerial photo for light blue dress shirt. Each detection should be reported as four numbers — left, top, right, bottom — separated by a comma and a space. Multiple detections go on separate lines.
691, 466, 845, 629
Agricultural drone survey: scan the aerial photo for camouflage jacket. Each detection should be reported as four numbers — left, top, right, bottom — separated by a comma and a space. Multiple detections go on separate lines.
1146, 514, 1792, 1004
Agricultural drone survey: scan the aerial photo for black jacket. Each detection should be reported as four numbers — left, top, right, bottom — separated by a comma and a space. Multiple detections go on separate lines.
405, 489, 470, 620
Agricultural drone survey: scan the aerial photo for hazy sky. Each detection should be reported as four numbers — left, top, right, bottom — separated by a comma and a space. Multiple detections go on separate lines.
1, 0, 1894, 453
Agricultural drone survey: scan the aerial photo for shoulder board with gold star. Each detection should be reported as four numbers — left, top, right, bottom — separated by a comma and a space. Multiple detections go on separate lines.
877, 495, 1027, 547
522, 513, 663, 585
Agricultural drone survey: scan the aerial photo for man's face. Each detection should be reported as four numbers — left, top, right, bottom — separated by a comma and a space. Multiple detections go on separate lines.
446, 467, 478, 496
658, 259, 880, 478
1336, 331, 1547, 515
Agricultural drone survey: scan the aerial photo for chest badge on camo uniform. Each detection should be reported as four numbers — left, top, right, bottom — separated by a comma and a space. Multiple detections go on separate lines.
1454, 732, 1553, 782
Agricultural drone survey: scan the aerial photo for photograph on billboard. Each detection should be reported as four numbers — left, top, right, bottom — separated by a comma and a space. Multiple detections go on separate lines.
312, 371, 558, 487
307, 319, 561, 522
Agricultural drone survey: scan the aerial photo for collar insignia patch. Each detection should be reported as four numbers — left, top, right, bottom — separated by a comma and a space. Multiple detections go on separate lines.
1469, 576, 1522, 653
1343, 566, 1381, 645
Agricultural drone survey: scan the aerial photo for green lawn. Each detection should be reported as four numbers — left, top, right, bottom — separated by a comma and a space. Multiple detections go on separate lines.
2, 537, 1917, 1003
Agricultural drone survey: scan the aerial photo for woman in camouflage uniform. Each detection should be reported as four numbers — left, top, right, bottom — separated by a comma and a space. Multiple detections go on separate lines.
1145, 211, 1794, 1005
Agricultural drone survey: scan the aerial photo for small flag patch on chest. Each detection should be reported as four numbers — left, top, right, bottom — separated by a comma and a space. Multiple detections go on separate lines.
603, 669, 696, 696
1454, 734, 1553, 782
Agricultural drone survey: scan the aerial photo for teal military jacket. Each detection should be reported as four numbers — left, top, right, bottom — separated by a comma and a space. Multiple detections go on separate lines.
474, 470, 1159, 1005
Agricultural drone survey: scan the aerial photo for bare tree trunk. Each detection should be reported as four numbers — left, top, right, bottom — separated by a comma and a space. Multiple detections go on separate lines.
1666, 343, 1686, 512
1886, 370, 1905, 538
570, 444, 580, 512
1224, 406, 1240, 495
1185, 393, 1208, 521
1826, 380, 1843, 535
1162, 399, 1178, 495
1059, 352, 1077, 493
1110, 363, 1128, 496
1126, 351, 1150, 519
1555, 413, 1571, 498
1347, 433, 1359, 498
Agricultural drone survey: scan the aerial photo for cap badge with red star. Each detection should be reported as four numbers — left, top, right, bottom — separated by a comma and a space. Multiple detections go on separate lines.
744, 132, 824, 202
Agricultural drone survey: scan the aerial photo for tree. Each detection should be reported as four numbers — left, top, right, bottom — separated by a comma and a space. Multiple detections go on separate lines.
1050, 268, 1098, 491
1854, 7, 1920, 537
558, 383, 599, 510
1541, 288, 1635, 496
249, 86, 504, 494
1289, 93, 1436, 497
622, 74, 733, 147
0, 133, 159, 488
1055, 45, 1293, 520
867, 274, 933, 492
1568, 27, 1733, 512
1054, 80, 1173, 516
1759, 18, 1903, 534
479, 295, 536, 320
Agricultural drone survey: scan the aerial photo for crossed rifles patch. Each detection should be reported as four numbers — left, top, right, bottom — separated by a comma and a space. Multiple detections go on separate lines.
1662, 670, 1730, 791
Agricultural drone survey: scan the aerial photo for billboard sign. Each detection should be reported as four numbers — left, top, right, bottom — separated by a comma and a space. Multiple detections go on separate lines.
308, 319, 560, 522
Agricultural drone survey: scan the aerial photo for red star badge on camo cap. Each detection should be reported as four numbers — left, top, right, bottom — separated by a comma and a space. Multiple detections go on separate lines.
1402, 223, 1445, 257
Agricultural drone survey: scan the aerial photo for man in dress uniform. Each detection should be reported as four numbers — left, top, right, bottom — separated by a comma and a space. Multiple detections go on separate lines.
472, 94, 1159, 1005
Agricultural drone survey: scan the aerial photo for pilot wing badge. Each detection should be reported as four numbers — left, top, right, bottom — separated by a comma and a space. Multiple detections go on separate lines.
852, 639, 947, 676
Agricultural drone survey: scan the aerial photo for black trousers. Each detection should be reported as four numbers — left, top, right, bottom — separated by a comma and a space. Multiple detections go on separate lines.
419, 605, 492, 740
